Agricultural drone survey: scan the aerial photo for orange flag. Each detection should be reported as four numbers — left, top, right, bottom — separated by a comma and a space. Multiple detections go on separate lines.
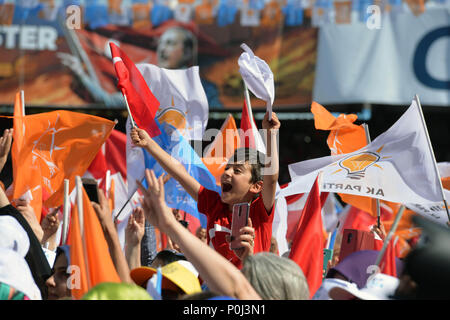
11, 91, 43, 220
311, 101, 381, 216
68, 184, 121, 299
11, 110, 115, 222
202, 114, 240, 186
289, 175, 325, 298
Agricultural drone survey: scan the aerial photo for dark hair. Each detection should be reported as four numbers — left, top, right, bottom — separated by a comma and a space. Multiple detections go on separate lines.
228, 147, 265, 184
151, 249, 187, 266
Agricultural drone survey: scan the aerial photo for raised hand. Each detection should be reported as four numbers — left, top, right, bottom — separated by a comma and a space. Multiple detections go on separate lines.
0, 128, 13, 173
130, 127, 151, 149
91, 187, 113, 229
262, 111, 280, 131
41, 207, 61, 244
125, 207, 145, 247
137, 169, 174, 232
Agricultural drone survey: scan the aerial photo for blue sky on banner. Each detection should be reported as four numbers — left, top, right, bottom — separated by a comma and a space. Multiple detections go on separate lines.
142, 120, 221, 227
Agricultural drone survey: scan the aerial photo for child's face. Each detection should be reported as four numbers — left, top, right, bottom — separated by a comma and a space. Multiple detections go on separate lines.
220, 162, 259, 206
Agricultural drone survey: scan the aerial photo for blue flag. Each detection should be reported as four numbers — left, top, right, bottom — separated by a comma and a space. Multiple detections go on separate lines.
142, 121, 220, 228
85, 2, 110, 29
151, 2, 174, 27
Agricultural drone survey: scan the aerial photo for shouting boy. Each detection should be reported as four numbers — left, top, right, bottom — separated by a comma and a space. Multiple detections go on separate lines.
131, 111, 280, 268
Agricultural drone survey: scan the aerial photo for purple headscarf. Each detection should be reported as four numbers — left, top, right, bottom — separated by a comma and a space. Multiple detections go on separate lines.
327, 250, 404, 289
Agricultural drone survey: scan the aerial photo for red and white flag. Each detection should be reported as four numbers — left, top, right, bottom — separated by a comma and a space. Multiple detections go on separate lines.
289, 174, 325, 298
110, 42, 160, 137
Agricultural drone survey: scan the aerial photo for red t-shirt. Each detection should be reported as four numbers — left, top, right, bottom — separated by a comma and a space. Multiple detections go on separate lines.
197, 186, 275, 269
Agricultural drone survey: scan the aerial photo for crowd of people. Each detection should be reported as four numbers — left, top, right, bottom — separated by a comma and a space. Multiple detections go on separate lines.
0, 108, 449, 302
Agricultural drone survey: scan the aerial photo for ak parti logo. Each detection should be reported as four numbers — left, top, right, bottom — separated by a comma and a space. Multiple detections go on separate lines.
332, 145, 391, 180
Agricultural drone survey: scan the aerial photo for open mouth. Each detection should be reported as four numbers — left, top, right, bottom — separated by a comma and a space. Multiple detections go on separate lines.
221, 182, 233, 193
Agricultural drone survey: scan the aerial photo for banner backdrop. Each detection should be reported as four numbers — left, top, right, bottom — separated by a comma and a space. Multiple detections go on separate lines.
313, 8, 450, 106
0, 3, 317, 110
0, 3, 448, 109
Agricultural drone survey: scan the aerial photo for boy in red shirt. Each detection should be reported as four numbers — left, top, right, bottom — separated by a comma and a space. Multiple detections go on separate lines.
131, 111, 280, 268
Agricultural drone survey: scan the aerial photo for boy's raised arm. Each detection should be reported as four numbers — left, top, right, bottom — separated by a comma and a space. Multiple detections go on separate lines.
130, 127, 201, 201
261, 112, 280, 213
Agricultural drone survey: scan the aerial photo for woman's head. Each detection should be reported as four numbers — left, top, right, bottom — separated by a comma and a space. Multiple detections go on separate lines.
241, 252, 310, 300
45, 245, 71, 300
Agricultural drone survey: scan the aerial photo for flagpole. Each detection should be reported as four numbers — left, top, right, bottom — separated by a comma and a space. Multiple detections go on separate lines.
62, 179, 70, 245
375, 205, 405, 267
76, 176, 92, 288
362, 123, 381, 228
121, 90, 136, 128
20, 90, 25, 115
414, 95, 450, 224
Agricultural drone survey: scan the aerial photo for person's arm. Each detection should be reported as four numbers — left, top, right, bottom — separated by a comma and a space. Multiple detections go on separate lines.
15, 199, 44, 243
91, 189, 133, 284
261, 112, 280, 213
40, 208, 61, 251
124, 207, 145, 270
0, 128, 12, 173
130, 127, 201, 201
138, 169, 261, 300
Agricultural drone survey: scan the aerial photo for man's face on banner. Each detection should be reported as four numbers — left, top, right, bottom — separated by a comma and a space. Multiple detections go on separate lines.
157, 28, 189, 69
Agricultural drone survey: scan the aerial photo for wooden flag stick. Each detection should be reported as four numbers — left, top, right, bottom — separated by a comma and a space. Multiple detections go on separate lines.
362, 123, 381, 228
414, 95, 450, 224
375, 205, 405, 267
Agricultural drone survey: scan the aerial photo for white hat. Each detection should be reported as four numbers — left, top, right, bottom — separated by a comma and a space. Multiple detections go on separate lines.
312, 278, 358, 300
329, 273, 400, 300
0, 248, 42, 300
0, 216, 29, 257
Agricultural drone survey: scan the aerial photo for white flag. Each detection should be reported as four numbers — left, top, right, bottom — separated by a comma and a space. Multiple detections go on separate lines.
137, 64, 208, 141
281, 98, 446, 223
238, 43, 275, 118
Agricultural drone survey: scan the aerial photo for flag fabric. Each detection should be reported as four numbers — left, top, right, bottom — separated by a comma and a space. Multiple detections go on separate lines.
289, 175, 324, 298
216, 0, 238, 26
312, 101, 380, 217
109, 42, 161, 137
379, 237, 398, 277
126, 117, 220, 228
334, 0, 352, 24
240, 99, 266, 154
87, 129, 127, 184
151, 1, 174, 27
283, 185, 339, 242
282, 0, 303, 26
273, 189, 289, 256
281, 98, 446, 224
238, 43, 275, 117
10, 91, 45, 220
11, 110, 114, 222
68, 184, 121, 299
311, 101, 366, 157
136, 63, 209, 141
202, 114, 240, 186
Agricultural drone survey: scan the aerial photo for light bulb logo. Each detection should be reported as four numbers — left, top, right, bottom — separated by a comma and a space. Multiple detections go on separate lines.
338, 152, 380, 180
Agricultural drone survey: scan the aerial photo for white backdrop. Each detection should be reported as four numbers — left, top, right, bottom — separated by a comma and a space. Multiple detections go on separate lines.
313, 7, 450, 106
